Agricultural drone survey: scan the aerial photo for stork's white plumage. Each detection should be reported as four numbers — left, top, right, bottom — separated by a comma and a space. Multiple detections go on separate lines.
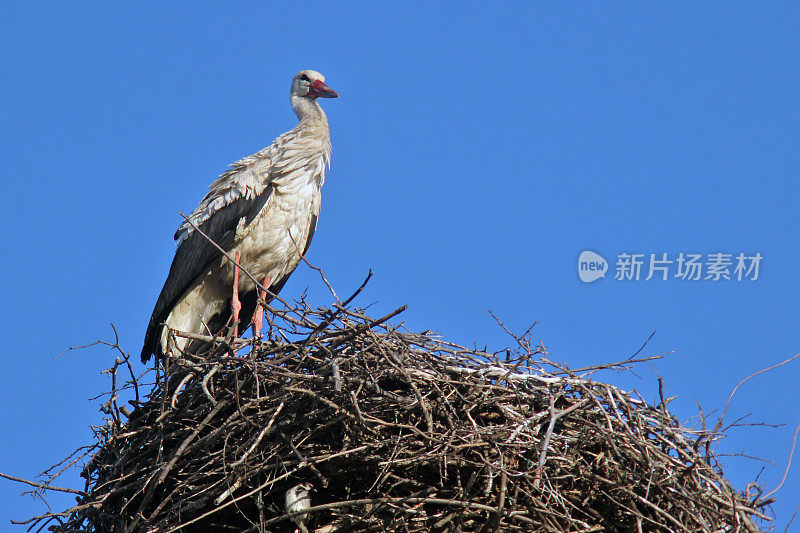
141, 70, 337, 363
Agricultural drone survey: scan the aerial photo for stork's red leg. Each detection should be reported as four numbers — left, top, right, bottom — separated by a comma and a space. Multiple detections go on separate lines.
231, 251, 241, 337
252, 276, 271, 336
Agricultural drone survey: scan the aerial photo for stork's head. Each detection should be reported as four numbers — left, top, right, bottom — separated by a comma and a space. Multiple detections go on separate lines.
291, 70, 338, 99
286, 482, 314, 501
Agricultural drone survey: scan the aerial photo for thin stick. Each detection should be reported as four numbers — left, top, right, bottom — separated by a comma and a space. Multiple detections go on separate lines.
0, 473, 85, 496
763, 414, 800, 500
713, 353, 800, 439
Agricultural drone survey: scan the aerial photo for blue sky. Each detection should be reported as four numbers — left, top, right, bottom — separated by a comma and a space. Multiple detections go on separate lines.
1, 2, 799, 529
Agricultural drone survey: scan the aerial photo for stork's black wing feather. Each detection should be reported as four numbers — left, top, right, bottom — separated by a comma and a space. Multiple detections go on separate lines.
140, 186, 273, 362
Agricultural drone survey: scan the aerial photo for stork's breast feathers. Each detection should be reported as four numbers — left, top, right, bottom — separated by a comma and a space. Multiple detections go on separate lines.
228, 172, 320, 292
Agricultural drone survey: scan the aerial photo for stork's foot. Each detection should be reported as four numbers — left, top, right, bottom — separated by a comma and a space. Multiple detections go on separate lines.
231, 252, 241, 338
252, 276, 272, 337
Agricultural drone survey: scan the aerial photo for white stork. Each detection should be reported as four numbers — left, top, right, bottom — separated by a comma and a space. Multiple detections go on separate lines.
141, 70, 337, 363
285, 483, 314, 533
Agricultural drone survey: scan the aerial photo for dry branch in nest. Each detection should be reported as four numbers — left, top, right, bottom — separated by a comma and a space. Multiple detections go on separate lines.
10, 280, 772, 532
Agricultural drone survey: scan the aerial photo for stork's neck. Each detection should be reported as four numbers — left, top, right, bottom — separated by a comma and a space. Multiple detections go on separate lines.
291, 95, 328, 125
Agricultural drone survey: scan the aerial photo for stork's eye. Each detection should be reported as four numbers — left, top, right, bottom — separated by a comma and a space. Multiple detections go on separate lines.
300, 74, 310, 82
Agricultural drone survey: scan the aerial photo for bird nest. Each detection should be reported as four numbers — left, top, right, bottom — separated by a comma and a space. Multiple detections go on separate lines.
14, 282, 771, 532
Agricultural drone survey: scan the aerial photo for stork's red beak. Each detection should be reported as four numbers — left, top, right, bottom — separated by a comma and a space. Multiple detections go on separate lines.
308, 79, 338, 98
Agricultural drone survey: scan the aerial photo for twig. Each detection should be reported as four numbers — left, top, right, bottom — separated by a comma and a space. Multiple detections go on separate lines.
713, 353, 800, 440
0, 473, 85, 496
763, 414, 800, 500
